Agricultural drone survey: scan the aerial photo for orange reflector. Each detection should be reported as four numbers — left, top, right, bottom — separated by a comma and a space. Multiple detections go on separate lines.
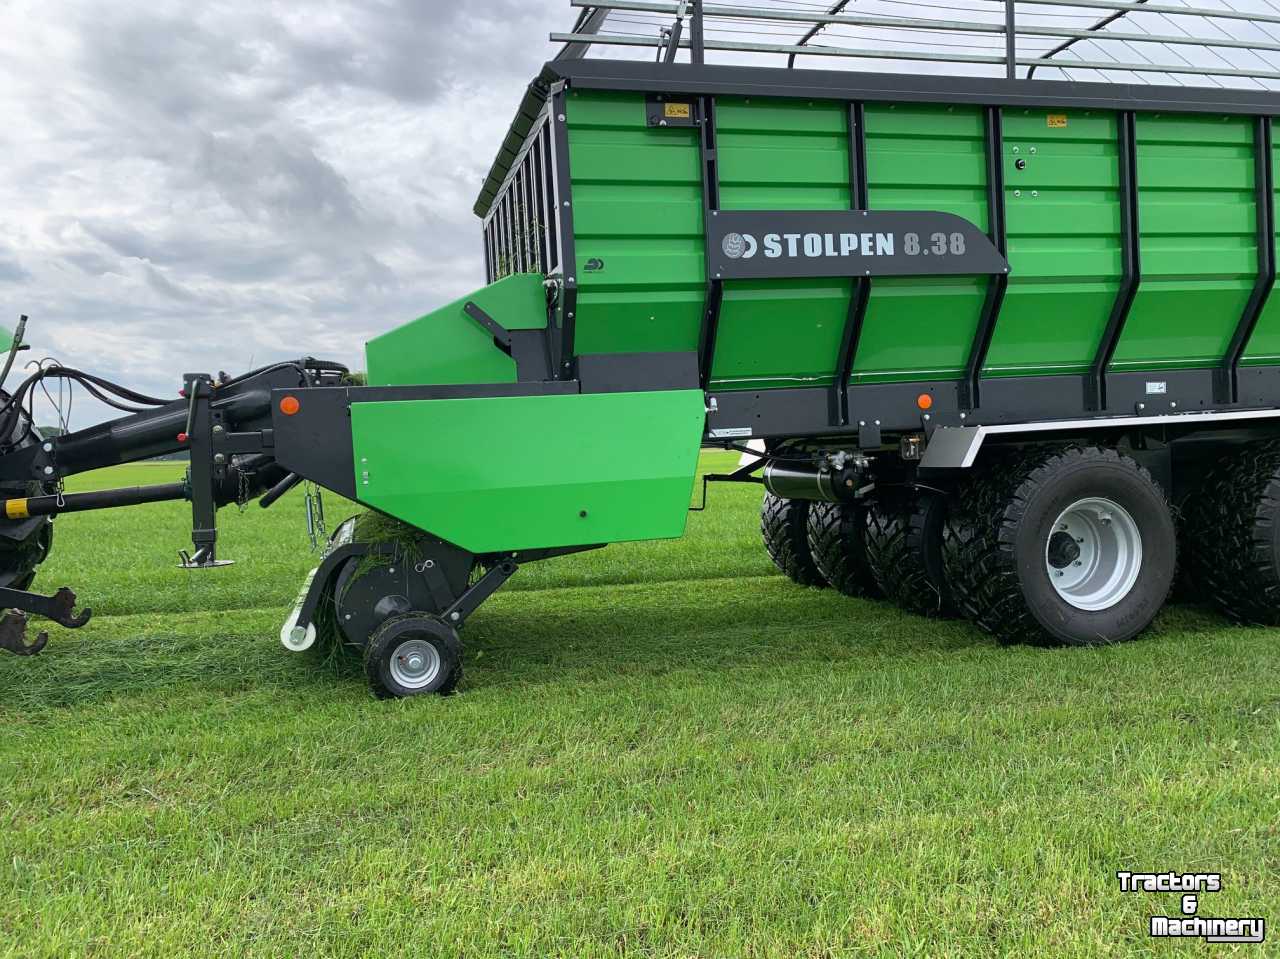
916, 393, 934, 411
280, 395, 301, 416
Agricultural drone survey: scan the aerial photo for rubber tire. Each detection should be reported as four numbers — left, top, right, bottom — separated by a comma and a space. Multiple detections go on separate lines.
866, 488, 955, 617
0, 518, 53, 591
363, 614, 463, 698
1181, 440, 1280, 624
805, 500, 879, 598
943, 446, 1175, 647
761, 492, 827, 588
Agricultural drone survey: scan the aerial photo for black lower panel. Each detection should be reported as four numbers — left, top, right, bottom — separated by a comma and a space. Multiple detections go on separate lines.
705, 367, 1280, 443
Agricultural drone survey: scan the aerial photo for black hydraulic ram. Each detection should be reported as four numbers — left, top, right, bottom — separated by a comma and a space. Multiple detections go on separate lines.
762, 458, 865, 503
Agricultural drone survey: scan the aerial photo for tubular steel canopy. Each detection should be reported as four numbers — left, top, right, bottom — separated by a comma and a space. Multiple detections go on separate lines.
553, 0, 1280, 87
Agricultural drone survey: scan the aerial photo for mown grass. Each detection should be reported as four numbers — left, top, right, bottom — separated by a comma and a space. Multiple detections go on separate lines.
1, 454, 1277, 957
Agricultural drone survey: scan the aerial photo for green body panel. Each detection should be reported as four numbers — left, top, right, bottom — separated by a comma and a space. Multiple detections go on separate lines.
567, 90, 705, 357
364, 273, 548, 387
986, 110, 1122, 377
1242, 133, 1280, 366
853, 105, 990, 384
1111, 114, 1256, 371
351, 389, 705, 554
710, 99, 852, 390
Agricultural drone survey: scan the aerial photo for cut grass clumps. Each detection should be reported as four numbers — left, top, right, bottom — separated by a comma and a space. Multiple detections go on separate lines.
310, 509, 427, 668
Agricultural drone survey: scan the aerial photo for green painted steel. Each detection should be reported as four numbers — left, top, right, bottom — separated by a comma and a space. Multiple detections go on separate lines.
1112, 114, 1257, 371
567, 90, 705, 357
852, 104, 990, 384
986, 110, 1122, 377
711, 98, 852, 391
350, 390, 706, 554
364, 273, 548, 388
1242, 129, 1280, 366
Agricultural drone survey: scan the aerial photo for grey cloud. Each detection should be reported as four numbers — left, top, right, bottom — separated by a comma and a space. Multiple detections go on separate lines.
0, 0, 566, 427
0, 249, 29, 283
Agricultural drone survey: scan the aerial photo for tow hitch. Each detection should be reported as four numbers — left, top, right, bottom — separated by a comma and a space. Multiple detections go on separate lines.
0, 586, 91, 656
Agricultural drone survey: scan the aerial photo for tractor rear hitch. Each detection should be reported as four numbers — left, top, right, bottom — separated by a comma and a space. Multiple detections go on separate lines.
0, 585, 91, 657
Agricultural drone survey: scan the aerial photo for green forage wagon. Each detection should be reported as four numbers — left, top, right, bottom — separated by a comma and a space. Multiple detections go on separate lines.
5, 1, 1280, 695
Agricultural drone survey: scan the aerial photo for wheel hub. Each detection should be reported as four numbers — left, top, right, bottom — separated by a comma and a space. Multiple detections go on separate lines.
1046, 531, 1082, 569
1045, 497, 1143, 612
390, 638, 441, 690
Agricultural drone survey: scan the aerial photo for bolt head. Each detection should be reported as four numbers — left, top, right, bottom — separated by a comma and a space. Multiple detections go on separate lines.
450, 612, 460, 622
42, 466, 53, 476
41, 442, 52, 452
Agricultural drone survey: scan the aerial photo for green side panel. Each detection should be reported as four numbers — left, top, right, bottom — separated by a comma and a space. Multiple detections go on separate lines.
709, 98, 852, 391
364, 274, 547, 388
1242, 132, 1280, 366
986, 110, 1122, 377
567, 90, 705, 356
1112, 114, 1256, 371
854, 104, 990, 384
351, 390, 706, 554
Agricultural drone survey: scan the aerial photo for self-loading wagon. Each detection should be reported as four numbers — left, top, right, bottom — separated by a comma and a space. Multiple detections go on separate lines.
7, 1, 1280, 695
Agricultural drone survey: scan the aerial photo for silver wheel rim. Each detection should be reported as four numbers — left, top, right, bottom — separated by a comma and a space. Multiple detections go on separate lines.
389, 638, 441, 690
1045, 497, 1143, 612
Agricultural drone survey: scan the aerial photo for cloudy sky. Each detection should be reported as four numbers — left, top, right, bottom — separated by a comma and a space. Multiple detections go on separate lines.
0, 0, 565, 427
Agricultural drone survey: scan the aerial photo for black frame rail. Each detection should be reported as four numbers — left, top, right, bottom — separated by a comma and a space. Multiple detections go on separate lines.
960, 106, 1009, 412
831, 101, 870, 427
1220, 115, 1276, 405
1087, 110, 1140, 412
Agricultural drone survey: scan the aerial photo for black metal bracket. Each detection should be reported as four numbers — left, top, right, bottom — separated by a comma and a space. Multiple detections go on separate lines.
180, 373, 229, 568
464, 301, 513, 353
550, 87, 580, 381
1219, 115, 1275, 405
960, 106, 1009, 411
441, 559, 518, 627
463, 301, 553, 382
689, 454, 767, 512
1088, 110, 1141, 411
288, 540, 369, 639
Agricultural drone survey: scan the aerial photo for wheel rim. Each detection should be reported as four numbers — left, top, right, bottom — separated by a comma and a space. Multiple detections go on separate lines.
389, 638, 441, 690
1045, 497, 1143, 612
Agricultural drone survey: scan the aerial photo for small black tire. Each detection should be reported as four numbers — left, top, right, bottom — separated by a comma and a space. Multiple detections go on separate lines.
363, 614, 463, 699
1181, 440, 1280, 625
866, 488, 955, 617
943, 446, 1175, 647
761, 492, 827, 588
805, 500, 879, 598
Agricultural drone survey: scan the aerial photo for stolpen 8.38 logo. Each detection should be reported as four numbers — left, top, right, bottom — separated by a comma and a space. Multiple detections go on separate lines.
1117, 870, 1265, 944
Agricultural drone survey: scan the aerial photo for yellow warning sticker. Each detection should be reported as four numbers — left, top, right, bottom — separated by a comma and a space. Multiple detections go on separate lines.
5, 499, 29, 520
664, 102, 692, 120
1047, 114, 1068, 129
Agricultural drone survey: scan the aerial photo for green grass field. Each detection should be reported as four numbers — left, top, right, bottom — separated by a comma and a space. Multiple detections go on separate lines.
1, 454, 1277, 957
